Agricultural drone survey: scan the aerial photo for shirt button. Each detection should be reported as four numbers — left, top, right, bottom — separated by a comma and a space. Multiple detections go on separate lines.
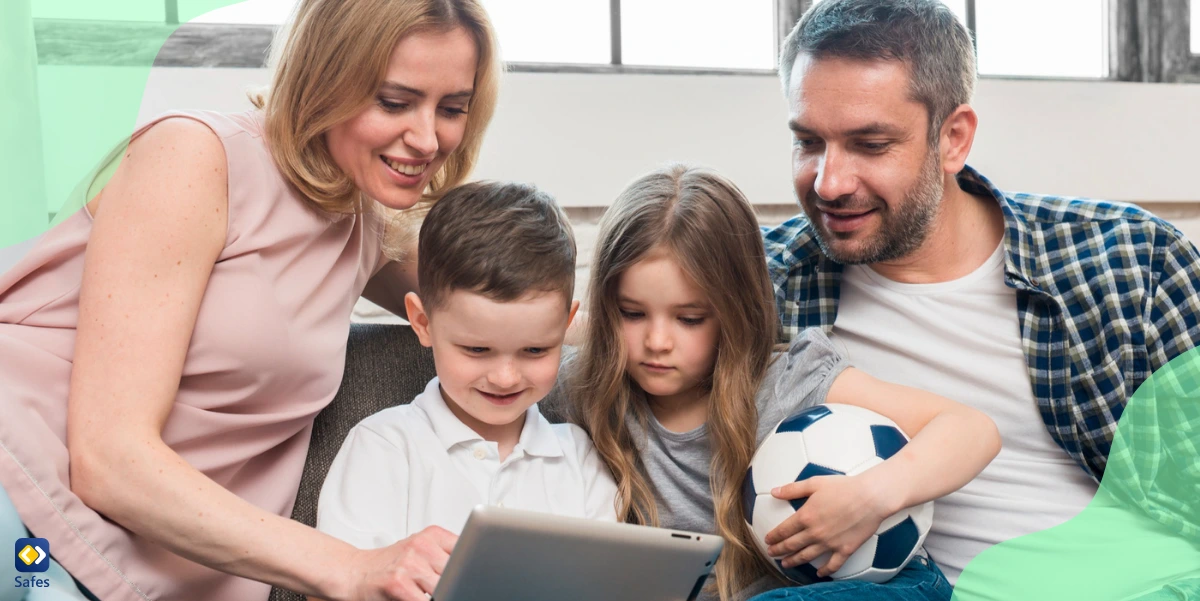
473, 447, 486, 460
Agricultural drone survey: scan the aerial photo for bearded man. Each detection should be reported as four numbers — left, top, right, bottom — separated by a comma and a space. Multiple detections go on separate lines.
758, 1, 1200, 600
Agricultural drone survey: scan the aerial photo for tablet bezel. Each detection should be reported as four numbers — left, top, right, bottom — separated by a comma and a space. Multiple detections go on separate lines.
432, 505, 724, 601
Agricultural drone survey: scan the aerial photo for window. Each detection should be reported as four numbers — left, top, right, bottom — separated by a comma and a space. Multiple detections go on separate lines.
620, 0, 775, 70
813, 0, 1106, 78
481, 0, 610, 64
34, 0, 1167, 81
975, 0, 1107, 78
34, 0, 164, 21
184, 0, 298, 24
811, 0, 968, 26
1193, 0, 1199, 55
184, 0, 776, 70
483, 0, 776, 69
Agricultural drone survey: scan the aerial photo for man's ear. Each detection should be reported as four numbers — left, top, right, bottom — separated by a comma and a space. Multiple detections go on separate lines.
939, 104, 978, 175
405, 292, 434, 348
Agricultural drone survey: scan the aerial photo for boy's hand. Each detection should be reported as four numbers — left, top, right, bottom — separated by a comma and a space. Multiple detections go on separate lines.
763, 472, 896, 578
354, 526, 458, 601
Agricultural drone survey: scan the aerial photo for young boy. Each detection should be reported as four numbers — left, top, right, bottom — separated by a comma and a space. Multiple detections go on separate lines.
315, 182, 618, 596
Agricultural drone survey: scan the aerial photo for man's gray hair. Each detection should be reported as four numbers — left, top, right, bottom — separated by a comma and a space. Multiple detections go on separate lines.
779, 0, 977, 144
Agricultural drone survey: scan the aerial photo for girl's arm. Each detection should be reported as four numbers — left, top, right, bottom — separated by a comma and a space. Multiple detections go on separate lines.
763, 367, 1001, 577
67, 118, 449, 601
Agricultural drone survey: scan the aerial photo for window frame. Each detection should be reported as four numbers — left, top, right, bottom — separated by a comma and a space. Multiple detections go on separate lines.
163, 0, 778, 74
1112, 0, 1200, 83
32, 0, 1199, 83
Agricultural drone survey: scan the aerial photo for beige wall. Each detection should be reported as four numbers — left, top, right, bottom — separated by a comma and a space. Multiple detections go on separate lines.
129, 68, 1200, 207
95, 67, 1200, 319
125, 67, 1200, 235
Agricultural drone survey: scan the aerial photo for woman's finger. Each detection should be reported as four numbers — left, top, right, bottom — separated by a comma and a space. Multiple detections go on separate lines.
386, 575, 431, 601
422, 525, 459, 554
412, 532, 453, 574
408, 563, 441, 600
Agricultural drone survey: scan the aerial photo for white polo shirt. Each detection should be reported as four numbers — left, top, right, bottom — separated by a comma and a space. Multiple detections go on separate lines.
316, 378, 619, 549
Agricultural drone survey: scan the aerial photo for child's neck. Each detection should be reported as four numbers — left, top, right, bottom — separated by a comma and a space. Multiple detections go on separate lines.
481, 419, 524, 461
439, 385, 525, 460
646, 387, 709, 434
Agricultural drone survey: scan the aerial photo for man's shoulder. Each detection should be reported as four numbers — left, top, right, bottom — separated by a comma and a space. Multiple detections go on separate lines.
1003, 191, 1193, 270
962, 166, 1184, 247
762, 213, 825, 275
762, 213, 816, 251
1006, 191, 1170, 231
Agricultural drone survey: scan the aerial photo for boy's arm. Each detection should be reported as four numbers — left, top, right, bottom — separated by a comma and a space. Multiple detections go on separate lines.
764, 368, 1001, 577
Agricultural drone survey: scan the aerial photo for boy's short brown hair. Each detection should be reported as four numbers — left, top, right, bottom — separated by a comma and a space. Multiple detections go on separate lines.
417, 181, 576, 312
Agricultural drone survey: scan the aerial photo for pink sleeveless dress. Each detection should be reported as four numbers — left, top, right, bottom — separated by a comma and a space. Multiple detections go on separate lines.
0, 110, 385, 601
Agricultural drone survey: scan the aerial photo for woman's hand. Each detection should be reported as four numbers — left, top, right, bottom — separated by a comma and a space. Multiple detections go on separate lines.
763, 471, 896, 577
352, 527, 458, 601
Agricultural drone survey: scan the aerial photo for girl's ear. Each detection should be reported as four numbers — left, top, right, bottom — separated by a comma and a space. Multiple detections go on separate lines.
405, 292, 434, 348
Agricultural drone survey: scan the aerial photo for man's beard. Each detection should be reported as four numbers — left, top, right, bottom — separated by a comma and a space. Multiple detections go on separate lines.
801, 151, 945, 265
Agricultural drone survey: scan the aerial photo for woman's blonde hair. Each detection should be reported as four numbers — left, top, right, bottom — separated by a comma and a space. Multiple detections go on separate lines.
574, 164, 779, 600
251, 0, 500, 218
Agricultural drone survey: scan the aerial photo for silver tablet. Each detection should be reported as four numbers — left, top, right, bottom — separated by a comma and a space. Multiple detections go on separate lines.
432, 505, 724, 601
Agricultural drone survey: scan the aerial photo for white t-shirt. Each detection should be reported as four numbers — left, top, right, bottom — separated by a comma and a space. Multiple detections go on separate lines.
316, 378, 619, 549
827, 243, 1100, 584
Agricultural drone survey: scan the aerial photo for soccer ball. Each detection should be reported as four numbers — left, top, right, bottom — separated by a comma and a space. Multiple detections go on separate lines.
742, 403, 934, 584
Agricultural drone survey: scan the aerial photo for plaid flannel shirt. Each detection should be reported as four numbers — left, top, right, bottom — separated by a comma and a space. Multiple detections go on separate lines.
763, 165, 1200, 544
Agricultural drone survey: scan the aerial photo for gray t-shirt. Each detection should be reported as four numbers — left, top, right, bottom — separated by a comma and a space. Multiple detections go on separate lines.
550, 328, 849, 600
628, 327, 848, 538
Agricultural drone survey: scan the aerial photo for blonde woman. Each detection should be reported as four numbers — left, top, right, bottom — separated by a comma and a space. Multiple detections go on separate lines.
0, 1, 500, 600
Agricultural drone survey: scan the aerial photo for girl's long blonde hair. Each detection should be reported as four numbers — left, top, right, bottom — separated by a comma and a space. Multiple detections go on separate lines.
251, 0, 501, 218
575, 164, 779, 600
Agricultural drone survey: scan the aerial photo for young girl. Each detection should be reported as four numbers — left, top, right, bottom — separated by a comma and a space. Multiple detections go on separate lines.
570, 165, 1001, 601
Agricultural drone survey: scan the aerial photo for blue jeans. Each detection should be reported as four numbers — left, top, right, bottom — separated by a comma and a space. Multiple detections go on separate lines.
749, 556, 952, 601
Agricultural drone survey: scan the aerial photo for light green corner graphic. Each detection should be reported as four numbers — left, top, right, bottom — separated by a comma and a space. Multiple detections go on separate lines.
953, 347, 1200, 601
1, 0, 243, 249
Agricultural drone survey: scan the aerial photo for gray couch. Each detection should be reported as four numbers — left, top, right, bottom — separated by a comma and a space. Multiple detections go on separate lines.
266, 323, 569, 601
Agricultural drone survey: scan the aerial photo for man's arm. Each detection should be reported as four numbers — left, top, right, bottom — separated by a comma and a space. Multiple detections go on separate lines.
1144, 228, 1200, 370
1105, 226, 1200, 543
